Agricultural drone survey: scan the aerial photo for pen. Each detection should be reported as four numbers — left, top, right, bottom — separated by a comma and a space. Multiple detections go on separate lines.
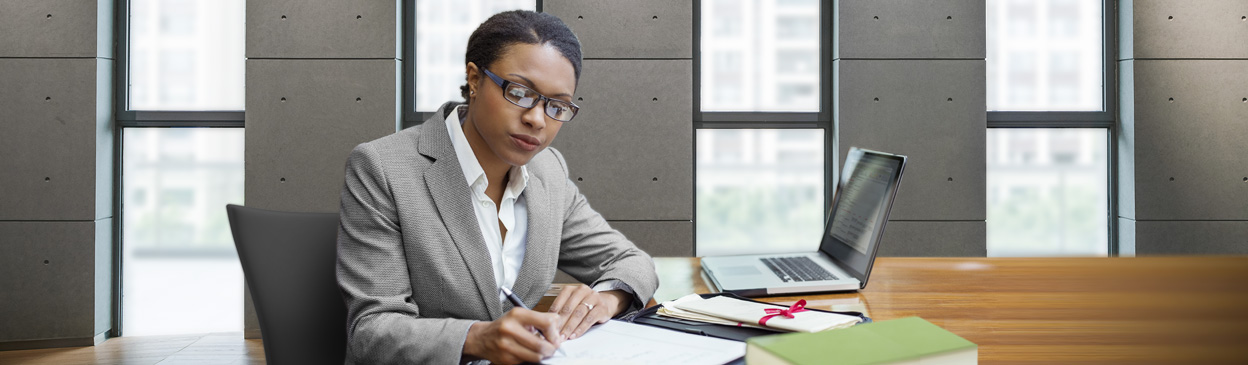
499, 286, 567, 357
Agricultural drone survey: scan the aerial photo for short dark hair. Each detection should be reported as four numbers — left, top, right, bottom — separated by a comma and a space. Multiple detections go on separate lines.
459, 10, 583, 101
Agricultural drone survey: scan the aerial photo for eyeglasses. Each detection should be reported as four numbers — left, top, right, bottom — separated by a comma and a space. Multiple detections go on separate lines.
480, 68, 580, 122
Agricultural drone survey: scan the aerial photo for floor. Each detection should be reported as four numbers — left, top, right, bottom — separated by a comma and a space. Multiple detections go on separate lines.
0, 332, 264, 365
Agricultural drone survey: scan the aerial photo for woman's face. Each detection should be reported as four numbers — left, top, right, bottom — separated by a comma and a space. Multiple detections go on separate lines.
464, 43, 577, 168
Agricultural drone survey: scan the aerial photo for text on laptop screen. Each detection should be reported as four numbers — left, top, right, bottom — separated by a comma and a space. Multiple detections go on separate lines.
820, 151, 903, 278
829, 157, 895, 254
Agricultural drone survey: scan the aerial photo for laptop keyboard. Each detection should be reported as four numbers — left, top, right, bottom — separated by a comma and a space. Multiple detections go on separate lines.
762, 256, 839, 282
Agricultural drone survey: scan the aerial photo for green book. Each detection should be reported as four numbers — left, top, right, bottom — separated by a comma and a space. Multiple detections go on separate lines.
745, 317, 977, 365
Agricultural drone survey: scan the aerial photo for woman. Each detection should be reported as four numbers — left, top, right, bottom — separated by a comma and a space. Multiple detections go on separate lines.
335, 10, 659, 364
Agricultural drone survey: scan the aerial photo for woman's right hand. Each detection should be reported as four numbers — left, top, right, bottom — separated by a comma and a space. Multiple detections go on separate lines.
463, 308, 563, 364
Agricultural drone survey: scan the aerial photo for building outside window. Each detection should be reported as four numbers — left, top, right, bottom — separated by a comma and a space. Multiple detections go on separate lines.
121, 0, 246, 336
986, 0, 1111, 257
697, 0, 826, 256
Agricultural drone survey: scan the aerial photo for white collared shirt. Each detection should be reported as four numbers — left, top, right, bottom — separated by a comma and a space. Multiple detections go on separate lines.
446, 105, 529, 302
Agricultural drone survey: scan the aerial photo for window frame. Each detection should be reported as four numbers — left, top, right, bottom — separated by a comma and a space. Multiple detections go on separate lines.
111, 0, 247, 337
114, 0, 247, 127
985, 0, 1118, 256
692, 0, 835, 256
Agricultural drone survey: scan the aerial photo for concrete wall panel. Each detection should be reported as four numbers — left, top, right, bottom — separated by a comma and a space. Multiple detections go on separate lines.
1128, 60, 1248, 220
835, 0, 985, 59
247, 0, 399, 59
835, 60, 987, 221
0, 59, 111, 221
94, 60, 115, 222
0, 0, 108, 58
611, 220, 693, 258
245, 59, 400, 212
1135, 220, 1248, 255
876, 221, 987, 257
549, 60, 693, 220
0, 221, 100, 342
544, 0, 692, 59
1117, 61, 1138, 220
553, 219, 691, 283
0, 0, 114, 348
93, 218, 113, 335
1126, 0, 1248, 59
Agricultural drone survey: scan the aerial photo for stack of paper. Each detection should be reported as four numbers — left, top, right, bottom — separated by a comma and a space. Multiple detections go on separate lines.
659, 295, 861, 333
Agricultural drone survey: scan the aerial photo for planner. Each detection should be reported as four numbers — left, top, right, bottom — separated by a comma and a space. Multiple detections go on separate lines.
672, 295, 861, 333
657, 294, 769, 329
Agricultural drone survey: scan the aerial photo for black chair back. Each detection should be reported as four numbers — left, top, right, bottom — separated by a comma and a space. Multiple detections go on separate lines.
226, 204, 345, 365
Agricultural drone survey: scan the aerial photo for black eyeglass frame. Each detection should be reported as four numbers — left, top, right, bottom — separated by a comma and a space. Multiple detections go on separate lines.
480, 67, 580, 122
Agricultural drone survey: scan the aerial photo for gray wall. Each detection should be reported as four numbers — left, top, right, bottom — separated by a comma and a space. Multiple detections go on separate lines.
242, 0, 401, 339
1117, 0, 1248, 255
834, 0, 988, 256
545, 1, 696, 259
0, 0, 115, 348
5, 0, 1247, 350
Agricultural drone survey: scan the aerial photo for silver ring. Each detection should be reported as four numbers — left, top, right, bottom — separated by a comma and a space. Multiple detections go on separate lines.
583, 303, 594, 310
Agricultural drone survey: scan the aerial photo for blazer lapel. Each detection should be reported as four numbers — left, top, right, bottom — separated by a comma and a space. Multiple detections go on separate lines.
510, 171, 558, 308
418, 103, 503, 319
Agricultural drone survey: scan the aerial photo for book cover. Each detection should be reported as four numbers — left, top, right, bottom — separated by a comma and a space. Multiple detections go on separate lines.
745, 317, 977, 365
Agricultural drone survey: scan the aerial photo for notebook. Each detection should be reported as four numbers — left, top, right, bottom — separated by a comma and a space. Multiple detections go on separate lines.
670, 295, 861, 333
745, 317, 977, 365
658, 294, 770, 329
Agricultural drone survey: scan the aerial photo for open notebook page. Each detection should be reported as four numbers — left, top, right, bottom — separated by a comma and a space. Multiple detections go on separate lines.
542, 320, 744, 365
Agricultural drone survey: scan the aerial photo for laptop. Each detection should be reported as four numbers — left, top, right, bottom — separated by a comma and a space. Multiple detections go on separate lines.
701, 147, 907, 297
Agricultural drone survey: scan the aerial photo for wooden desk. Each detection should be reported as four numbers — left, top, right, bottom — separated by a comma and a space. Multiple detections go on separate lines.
6, 257, 1243, 364
641, 257, 1248, 363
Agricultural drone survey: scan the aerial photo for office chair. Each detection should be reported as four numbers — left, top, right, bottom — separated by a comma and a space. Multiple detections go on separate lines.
226, 204, 346, 365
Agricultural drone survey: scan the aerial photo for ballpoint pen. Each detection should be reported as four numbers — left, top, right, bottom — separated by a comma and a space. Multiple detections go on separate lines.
499, 286, 568, 358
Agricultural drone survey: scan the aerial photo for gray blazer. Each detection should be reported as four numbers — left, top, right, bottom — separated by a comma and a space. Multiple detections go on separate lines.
336, 102, 659, 364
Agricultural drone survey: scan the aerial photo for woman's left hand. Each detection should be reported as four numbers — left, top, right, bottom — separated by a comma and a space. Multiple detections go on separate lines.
547, 284, 630, 340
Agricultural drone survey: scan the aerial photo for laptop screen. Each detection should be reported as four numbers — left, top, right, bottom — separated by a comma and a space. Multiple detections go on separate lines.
819, 148, 906, 282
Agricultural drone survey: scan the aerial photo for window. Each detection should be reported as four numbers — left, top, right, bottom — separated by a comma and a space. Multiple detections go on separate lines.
697, 130, 825, 256
412, 0, 536, 112
695, 0, 829, 256
119, 0, 246, 336
700, 0, 820, 112
121, 128, 245, 335
128, 0, 245, 110
987, 0, 1103, 111
986, 129, 1108, 256
986, 0, 1113, 256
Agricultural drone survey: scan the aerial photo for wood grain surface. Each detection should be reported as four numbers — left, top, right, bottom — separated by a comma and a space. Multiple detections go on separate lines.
650, 256, 1248, 364
5, 257, 1245, 364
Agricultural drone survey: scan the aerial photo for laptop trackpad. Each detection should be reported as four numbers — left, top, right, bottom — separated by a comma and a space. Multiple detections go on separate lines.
721, 265, 761, 276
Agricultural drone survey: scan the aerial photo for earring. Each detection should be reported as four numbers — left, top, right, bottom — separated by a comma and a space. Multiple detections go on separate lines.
470, 90, 475, 95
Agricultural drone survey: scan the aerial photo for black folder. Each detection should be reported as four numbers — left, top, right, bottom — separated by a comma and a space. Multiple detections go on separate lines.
623, 292, 872, 342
